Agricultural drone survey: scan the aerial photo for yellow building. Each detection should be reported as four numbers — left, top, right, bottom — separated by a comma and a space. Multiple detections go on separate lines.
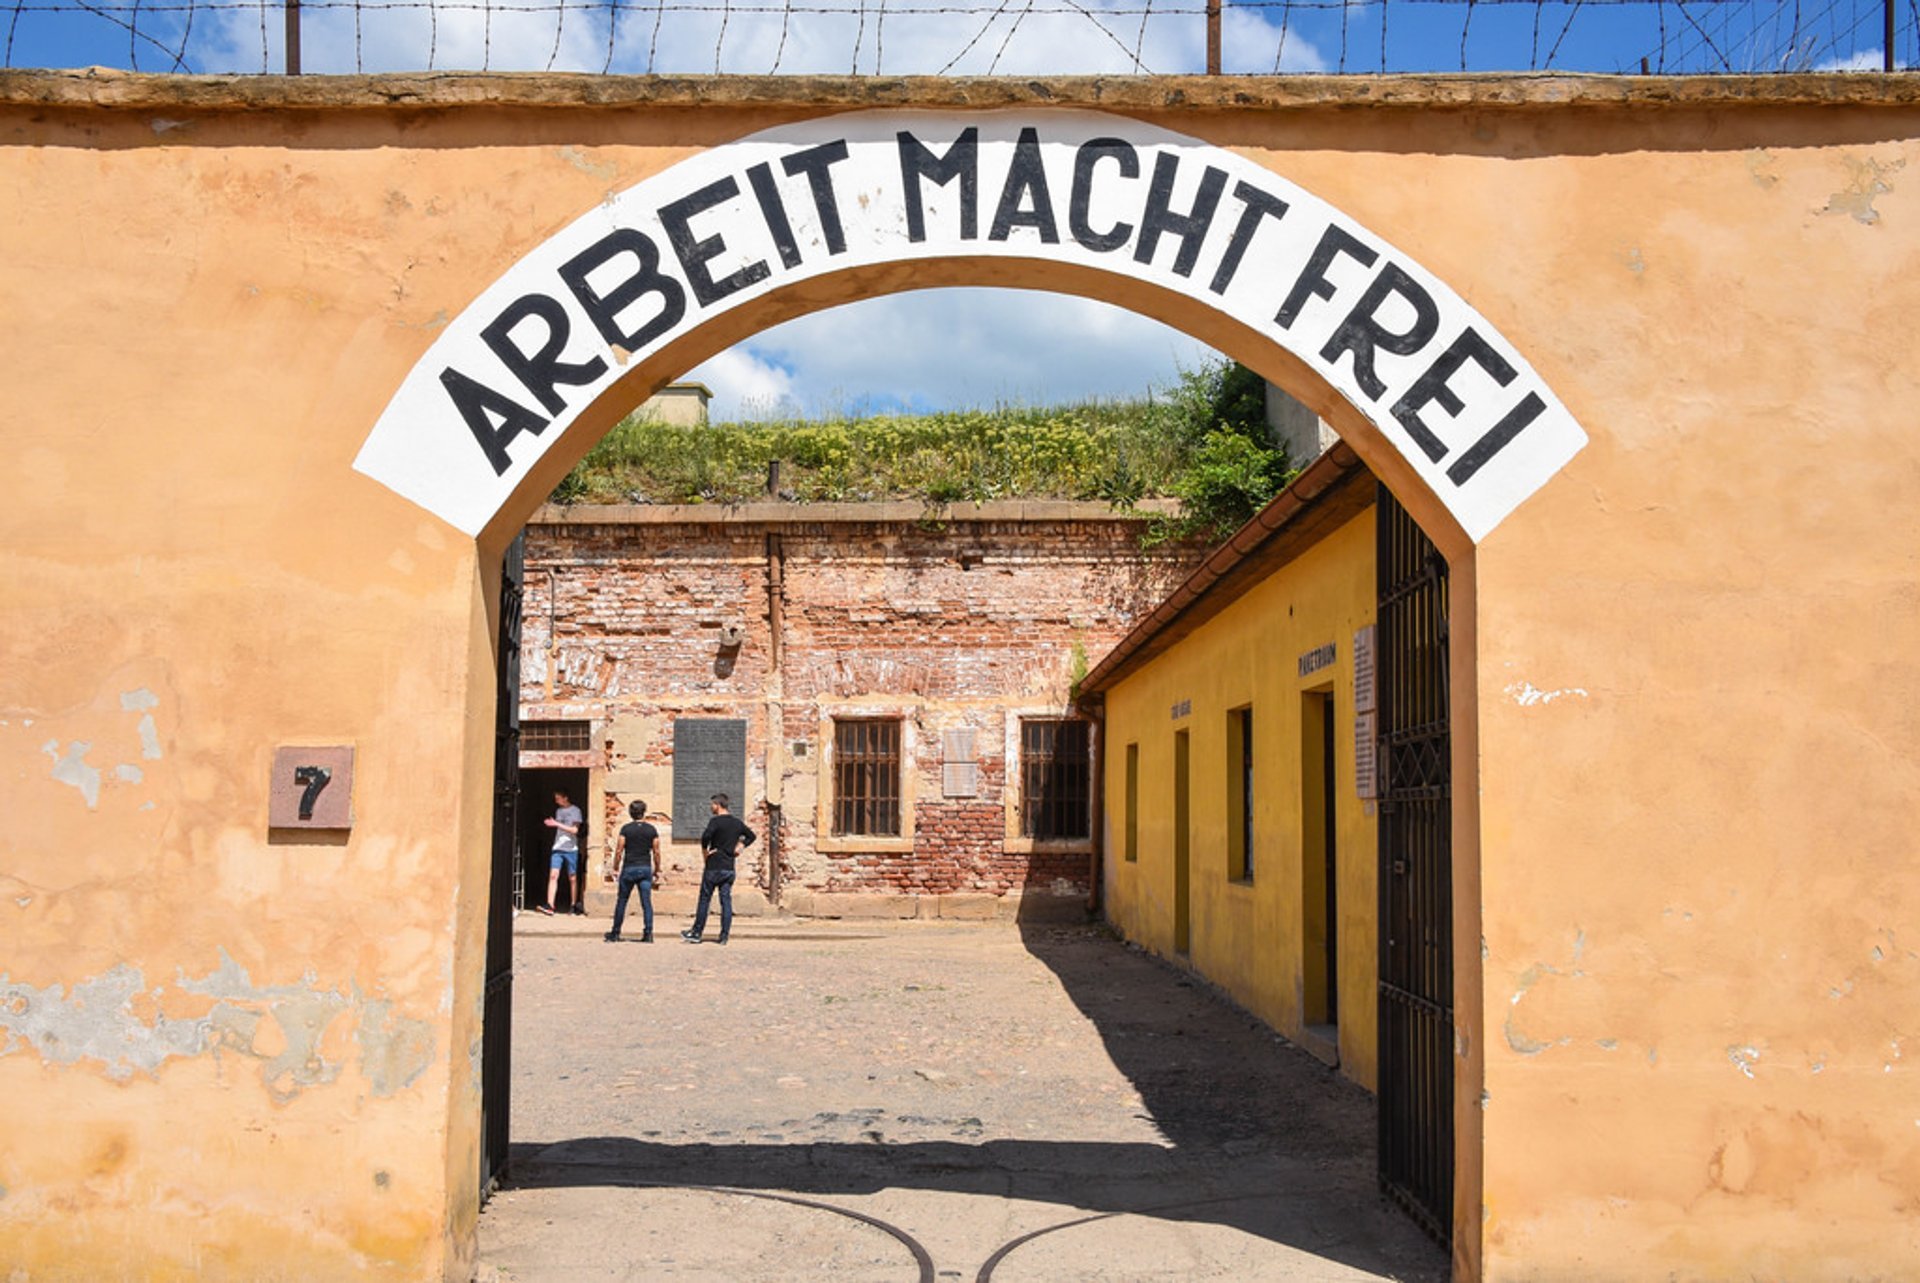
1083, 444, 1388, 1092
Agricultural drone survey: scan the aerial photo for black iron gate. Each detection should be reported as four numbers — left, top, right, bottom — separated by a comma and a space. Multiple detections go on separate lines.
1375, 486, 1453, 1244
479, 534, 524, 1198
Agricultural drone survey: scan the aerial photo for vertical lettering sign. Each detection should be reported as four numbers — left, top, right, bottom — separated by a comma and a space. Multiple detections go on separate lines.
1353, 625, 1378, 801
356, 111, 1586, 541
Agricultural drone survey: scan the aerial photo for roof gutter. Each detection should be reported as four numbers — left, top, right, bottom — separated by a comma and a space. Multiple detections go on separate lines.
1076, 442, 1364, 703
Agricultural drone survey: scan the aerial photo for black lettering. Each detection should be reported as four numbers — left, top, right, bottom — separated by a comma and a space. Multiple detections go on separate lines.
1318, 263, 1439, 402
746, 162, 803, 270
1390, 327, 1517, 464
1448, 393, 1547, 485
1068, 138, 1139, 253
899, 128, 978, 242
782, 141, 852, 255
556, 228, 688, 353
1133, 152, 1227, 277
988, 127, 1060, 244
441, 367, 549, 477
660, 176, 773, 308
1209, 180, 1290, 295
479, 293, 607, 415
1276, 225, 1378, 329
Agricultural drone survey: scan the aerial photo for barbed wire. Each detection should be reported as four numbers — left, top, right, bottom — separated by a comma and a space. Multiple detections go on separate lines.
4, 0, 1912, 76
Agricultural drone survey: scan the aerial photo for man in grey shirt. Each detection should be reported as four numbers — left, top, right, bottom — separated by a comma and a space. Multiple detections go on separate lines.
541, 789, 583, 915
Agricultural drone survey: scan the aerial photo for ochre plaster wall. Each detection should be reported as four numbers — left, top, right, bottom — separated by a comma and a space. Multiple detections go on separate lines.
0, 73, 1916, 1281
1101, 508, 1382, 1089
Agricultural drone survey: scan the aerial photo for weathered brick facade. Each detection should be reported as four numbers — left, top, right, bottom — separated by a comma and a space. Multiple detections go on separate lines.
518, 500, 1200, 917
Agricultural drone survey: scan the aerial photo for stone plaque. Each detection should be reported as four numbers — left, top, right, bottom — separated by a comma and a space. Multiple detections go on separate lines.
1353, 625, 1378, 714
269, 745, 354, 829
1354, 712, 1378, 801
671, 719, 747, 841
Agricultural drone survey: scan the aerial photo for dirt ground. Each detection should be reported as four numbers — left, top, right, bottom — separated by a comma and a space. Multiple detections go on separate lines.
476, 913, 1447, 1282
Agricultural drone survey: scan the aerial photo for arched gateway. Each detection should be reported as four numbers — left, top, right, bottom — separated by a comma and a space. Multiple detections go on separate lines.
3, 72, 1917, 1283
357, 110, 1584, 543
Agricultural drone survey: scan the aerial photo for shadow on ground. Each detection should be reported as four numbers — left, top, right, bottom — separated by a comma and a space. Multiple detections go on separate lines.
498, 920, 1443, 1281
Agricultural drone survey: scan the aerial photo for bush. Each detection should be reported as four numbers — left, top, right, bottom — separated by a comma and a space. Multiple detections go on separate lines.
550, 359, 1300, 547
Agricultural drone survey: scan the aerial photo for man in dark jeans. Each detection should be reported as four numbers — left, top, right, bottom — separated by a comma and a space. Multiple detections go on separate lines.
682, 793, 755, 945
605, 799, 660, 944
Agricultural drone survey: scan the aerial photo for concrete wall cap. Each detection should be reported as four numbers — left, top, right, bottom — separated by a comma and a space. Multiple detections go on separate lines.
6, 68, 1920, 113
531, 498, 1181, 527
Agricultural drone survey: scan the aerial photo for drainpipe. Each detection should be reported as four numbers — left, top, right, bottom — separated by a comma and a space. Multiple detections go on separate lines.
1086, 697, 1105, 916
765, 532, 786, 908
766, 803, 783, 907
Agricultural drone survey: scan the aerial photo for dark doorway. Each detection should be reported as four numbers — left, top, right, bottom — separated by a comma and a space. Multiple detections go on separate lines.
1173, 728, 1191, 955
519, 766, 591, 914
1301, 688, 1338, 1030
1374, 485, 1454, 1244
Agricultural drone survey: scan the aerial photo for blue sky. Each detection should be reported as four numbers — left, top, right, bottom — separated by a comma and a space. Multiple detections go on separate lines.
10, 0, 1902, 80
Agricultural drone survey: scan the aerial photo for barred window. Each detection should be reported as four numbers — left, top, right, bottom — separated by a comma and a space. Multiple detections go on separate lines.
833, 719, 903, 837
1021, 719, 1091, 840
521, 719, 591, 753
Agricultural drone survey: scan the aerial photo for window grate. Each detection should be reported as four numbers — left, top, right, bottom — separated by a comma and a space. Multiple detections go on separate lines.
1021, 719, 1090, 840
834, 719, 902, 836
521, 719, 591, 753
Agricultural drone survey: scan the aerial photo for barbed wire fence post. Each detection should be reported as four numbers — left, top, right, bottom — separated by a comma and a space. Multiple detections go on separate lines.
1, 0, 1915, 78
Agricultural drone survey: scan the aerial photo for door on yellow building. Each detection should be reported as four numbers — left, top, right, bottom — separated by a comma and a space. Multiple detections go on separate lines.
1173, 728, 1191, 954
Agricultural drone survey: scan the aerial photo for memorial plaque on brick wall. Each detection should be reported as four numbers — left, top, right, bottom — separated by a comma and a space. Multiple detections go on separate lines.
672, 718, 747, 841
942, 727, 979, 797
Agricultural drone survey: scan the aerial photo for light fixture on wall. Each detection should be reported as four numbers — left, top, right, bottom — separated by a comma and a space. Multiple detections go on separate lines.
713, 623, 744, 678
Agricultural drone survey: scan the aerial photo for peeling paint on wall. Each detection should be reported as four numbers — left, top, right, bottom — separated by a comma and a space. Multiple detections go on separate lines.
121, 687, 163, 760
1820, 155, 1904, 225
41, 738, 101, 808
1504, 681, 1590, 708
0, 949, 436, 1101
355, 1000, 435, 1097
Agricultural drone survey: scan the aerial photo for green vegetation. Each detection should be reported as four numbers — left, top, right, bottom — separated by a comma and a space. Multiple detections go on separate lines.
552, 359, 1297, 545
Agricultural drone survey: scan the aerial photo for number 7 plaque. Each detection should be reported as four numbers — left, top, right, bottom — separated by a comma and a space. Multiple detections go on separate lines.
269, 745, 355, 829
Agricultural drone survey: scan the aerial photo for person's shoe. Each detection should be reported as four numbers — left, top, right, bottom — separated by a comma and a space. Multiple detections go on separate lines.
640, 931, 653, 943
536, 905, 554, 916
571, 904, 587, 916
680, 930, 702, 943
715, 935, 729, 946
602, 932, 620, 943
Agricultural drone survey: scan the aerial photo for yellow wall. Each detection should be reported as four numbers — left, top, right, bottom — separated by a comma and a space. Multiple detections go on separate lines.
2, 72, 1918, 1281
1103, 508, 1381, 1089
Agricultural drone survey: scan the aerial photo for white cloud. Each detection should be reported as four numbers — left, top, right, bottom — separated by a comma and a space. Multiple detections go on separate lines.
680, 287, 1218, 418
1814, 48, 1883, 72
685, 346, 805, 419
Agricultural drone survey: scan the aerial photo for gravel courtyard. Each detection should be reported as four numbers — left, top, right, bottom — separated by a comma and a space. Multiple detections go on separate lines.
476, 915, 1447, 1282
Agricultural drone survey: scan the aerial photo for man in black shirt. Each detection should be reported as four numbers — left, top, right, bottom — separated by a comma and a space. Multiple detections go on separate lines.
605, 799, 661, 943
682, 793, 755, 945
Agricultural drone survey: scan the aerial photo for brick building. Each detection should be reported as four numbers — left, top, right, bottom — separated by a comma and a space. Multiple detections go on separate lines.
516, 499, 1200, 919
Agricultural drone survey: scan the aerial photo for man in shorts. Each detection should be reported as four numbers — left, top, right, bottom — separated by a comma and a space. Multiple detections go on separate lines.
541, 789, 583, 915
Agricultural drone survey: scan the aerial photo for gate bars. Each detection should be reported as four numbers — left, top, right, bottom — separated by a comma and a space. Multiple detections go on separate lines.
1375, 486, 1454, 1244
479, 534, 524, 1196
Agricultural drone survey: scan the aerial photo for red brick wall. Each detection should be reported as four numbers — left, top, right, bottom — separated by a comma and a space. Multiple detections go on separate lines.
521, 507, 1200, 903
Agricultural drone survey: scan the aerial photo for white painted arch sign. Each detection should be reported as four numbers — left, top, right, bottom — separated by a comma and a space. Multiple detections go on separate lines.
356, 109, 1586, 540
